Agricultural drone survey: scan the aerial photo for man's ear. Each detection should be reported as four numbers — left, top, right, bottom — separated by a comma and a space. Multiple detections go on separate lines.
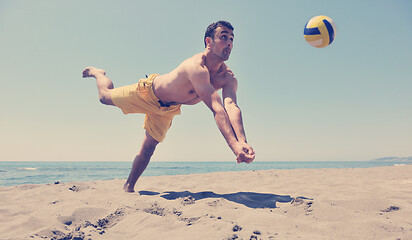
205, 37, 213, 47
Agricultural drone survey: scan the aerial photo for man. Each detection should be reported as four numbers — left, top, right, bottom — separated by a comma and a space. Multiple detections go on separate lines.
83, 21, 255, 192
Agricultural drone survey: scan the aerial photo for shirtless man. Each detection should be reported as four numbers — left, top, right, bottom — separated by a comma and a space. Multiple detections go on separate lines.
83, 21, 255, 192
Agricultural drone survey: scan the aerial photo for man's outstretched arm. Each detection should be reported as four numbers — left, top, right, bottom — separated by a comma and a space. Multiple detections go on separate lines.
222, 76, 255, 163
189, 69, 254, 163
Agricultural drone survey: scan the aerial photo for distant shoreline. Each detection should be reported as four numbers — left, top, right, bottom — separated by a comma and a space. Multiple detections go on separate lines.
372, 156, 412, 162
1, 161, 411, 187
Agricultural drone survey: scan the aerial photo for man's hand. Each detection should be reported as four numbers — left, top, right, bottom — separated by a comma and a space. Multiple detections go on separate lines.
234, 142, 255, 164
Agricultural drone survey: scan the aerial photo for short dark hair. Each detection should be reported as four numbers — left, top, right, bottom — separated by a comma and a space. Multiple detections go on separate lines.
204, 21, 234, 48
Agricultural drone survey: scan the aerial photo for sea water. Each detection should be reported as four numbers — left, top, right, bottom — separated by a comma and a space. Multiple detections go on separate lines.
0, 161, 410, 187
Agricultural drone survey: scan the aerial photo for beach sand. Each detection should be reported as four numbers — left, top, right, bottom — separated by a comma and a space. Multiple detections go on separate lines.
1, 165, 411, 240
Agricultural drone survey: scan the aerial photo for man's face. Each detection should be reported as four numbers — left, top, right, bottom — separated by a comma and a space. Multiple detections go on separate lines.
209, 26, 234, 61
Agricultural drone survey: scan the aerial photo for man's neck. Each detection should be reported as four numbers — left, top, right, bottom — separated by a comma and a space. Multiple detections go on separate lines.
203, 49, 224, 74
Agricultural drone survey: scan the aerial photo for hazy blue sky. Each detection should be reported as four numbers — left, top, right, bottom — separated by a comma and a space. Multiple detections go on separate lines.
0, 0, 411, 162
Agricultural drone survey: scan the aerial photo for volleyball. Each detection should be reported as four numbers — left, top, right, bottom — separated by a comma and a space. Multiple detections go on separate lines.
304, 15, 336, 48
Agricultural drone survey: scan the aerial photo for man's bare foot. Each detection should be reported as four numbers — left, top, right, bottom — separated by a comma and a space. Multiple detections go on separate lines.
82, 67, 106, 78
123, 182, 135, 193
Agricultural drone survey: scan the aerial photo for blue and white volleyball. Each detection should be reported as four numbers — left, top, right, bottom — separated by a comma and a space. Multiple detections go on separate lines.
304, 15, 336, 48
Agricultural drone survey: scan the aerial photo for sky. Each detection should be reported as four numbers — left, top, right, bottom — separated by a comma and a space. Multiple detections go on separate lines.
0, 0, 411, 162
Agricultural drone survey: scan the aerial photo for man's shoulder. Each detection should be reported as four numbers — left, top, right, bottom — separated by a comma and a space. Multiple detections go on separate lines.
217, 64, 236, 80
219, 63, 233, 75
181, 53, 208, 74
183, 52, 206, 67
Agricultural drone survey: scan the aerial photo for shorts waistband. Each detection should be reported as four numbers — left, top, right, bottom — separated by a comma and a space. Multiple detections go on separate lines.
137, 74, 159, 101
137, 74, 177, 108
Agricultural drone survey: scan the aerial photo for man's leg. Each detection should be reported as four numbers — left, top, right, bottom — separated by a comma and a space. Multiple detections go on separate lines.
83, 67, 159, 192
82, 67, 114, 105
123, 131, 159, 192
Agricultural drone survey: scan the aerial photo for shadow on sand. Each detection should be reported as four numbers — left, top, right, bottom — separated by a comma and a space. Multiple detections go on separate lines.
138, 190, 299, 208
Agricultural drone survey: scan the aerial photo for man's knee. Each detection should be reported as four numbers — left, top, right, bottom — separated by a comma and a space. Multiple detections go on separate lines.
140, 142, 159, 159
99, 90, 114, 105
141, 145, 156, 157
140, 133, 159, 157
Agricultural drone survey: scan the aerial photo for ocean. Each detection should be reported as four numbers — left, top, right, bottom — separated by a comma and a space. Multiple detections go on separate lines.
0, 161, 410, 187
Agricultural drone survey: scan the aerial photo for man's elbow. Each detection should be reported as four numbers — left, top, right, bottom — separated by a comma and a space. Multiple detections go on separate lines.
224, 101, 241, 113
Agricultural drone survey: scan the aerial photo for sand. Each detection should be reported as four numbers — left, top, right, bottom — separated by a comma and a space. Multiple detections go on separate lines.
1, 164, 411, 240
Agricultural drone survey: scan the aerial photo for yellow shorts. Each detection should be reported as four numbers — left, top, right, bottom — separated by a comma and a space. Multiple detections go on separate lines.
111, 74, 181, 142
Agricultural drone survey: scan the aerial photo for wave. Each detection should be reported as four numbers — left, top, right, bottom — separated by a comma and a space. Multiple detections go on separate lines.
18, 167, 38, 171
394, 164, 405, 167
